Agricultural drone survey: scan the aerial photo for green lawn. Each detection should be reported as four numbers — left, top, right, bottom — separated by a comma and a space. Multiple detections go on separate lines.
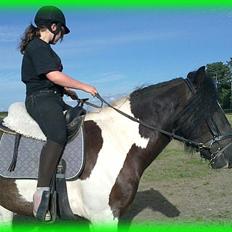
226, 113, 232, 124
0, 112, 7, 120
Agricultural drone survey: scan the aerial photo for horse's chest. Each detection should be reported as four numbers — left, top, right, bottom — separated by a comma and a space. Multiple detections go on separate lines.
68, 118, 149, 219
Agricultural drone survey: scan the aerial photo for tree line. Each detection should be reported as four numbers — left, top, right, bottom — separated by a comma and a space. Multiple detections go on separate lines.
206, 58, 232, 110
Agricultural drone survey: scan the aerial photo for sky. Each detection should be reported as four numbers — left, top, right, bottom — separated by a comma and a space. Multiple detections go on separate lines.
1, 7, 232, 111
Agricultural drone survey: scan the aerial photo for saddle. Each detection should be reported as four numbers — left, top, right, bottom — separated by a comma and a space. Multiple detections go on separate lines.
0, 99, 88, 221
64, 102, 87, 142
0, 100, 86, 172
1, 100, 87, 142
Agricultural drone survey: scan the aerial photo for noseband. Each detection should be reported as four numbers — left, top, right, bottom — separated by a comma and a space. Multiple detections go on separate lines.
200, 109, 232, 165
93, 79, 232, 164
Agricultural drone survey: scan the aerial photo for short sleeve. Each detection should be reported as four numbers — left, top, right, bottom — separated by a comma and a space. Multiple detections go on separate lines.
28, 45, 60, 76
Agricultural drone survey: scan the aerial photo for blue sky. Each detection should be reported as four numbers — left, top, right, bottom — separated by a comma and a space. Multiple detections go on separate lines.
1, 7, 232, 111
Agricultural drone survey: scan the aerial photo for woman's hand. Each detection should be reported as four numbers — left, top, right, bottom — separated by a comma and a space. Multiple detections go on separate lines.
83, 84, 98, 96
64, 87, 78, 100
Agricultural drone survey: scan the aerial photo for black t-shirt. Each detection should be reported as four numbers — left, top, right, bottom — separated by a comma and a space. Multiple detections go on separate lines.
21, 37, 64, 96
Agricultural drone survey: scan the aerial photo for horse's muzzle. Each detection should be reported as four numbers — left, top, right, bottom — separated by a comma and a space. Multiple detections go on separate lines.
210, 152, 229, 169
200, 148, 229, 169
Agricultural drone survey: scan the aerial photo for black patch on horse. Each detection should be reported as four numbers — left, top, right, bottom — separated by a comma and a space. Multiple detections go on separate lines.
174, 75, 218, 139
130, 78, 185, 138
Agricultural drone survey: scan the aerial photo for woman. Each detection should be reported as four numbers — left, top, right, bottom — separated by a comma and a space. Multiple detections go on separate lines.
19, 6, 97, 221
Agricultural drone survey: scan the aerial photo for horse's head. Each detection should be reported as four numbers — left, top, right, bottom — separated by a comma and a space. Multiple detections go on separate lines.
175, 66, 232, 169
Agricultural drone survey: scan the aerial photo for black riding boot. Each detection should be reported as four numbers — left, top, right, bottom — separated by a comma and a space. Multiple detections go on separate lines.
33, 140, 65, 221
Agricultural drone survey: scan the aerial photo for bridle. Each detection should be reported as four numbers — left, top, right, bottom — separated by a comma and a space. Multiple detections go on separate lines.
83, 78, 232, 164
201, 106, 232, 165
181, 78, 232, 165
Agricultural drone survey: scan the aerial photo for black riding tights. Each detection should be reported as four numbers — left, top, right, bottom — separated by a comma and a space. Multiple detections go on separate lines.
38, 140, 65, 187
25, 91, 70, 187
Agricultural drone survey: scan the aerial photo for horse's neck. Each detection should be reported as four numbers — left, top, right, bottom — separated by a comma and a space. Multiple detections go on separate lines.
124, 80, 191, 171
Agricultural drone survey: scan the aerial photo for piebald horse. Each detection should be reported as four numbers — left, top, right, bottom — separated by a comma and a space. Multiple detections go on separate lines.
0, 66, 232, 228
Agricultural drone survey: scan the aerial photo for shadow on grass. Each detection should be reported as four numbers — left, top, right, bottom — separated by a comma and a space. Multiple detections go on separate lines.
11, 188, 180, 231
120, 188, 180, 228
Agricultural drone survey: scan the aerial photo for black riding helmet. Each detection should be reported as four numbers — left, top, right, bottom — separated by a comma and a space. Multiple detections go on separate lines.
34, 6, 70, 35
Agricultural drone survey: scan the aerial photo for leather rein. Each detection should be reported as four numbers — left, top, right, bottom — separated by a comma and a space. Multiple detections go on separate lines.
80, 79, 232, 163
94, 91, 207, 150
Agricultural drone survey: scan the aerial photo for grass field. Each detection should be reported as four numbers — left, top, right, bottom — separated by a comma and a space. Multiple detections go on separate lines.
0, 112, 7, 120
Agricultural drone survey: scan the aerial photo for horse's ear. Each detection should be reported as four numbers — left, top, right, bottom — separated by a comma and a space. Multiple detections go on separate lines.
187, 66, 206, 89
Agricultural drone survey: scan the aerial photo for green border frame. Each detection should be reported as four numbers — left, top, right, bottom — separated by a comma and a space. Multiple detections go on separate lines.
1, 222, 232, 232
0, 0, 232, 9
1, 1, 232, 231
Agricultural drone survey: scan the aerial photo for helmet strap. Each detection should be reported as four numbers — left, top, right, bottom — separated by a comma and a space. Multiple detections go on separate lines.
48, 23, 62, 44
50, 33, 57, 44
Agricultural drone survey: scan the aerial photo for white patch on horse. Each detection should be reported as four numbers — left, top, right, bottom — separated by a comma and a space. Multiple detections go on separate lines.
0, 205, 14, 225
16, 179, 37, 202
67, 98, 149, 222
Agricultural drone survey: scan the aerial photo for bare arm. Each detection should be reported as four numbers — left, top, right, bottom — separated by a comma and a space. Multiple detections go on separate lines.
46, 71, 97, 96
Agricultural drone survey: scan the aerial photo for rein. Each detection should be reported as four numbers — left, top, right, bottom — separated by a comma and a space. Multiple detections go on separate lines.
93, 92, 207, 150
80, 78, 232, 164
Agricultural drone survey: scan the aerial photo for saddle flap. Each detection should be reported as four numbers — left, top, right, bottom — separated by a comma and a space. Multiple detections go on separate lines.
65, 106, 86, 124
65, 105, 86, 142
